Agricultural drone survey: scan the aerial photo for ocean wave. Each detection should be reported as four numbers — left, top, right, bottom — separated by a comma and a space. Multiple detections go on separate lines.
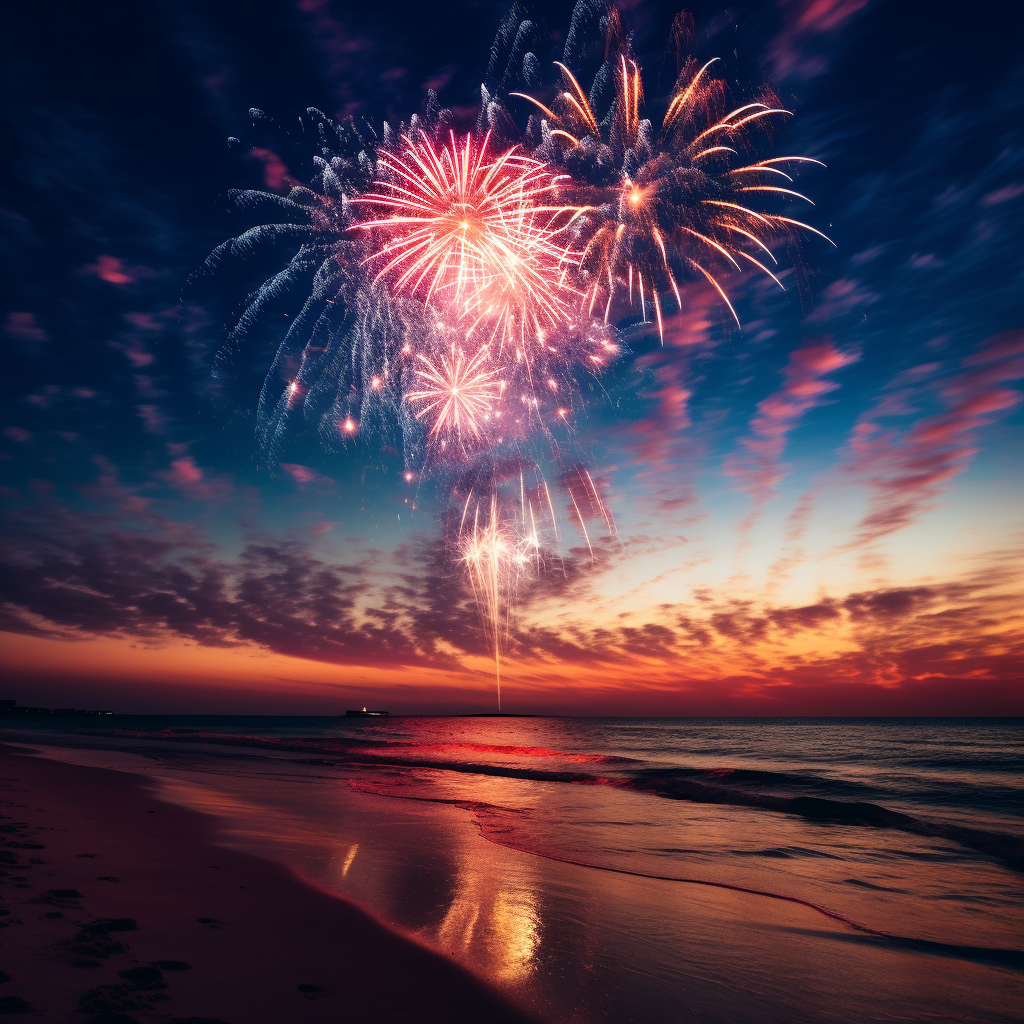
56, 727, 1024, 872
623, 768, 1024, 871
345, 776, 1024, 973
82, 729, 613, 762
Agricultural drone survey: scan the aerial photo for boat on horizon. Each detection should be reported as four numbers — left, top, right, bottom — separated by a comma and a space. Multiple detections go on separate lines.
344, 707, 390, 718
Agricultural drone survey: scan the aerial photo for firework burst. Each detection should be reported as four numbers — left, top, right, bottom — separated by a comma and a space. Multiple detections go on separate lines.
351, 130, 584, 350
406, 343, 504, 438
490, 6, 832, 340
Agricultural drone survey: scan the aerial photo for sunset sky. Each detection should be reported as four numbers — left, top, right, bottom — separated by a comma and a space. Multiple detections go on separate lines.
2, 0, 1021, 715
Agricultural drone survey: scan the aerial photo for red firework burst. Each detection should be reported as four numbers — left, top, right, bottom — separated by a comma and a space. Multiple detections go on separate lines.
351, 130, 584, 348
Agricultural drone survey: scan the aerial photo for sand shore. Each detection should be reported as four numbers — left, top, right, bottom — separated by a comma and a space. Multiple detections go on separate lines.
0, 744, 534, 1023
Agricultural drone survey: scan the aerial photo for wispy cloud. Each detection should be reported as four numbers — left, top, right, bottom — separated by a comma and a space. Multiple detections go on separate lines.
1, 483, 1019, 713
724, 340, 858, 526
769, 0, 871, 80
843, 329, 1023, 547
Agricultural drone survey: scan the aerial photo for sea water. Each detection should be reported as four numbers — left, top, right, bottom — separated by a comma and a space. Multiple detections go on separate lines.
4, 715, 1021, 1023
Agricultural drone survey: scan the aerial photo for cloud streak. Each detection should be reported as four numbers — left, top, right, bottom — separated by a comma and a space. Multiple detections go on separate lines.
843, 329, 1023, 547
724, 340, 858, 526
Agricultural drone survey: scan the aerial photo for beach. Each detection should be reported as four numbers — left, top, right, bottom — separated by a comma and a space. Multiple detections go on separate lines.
1, 717, 1021, 1024
0, 744, 532, 1023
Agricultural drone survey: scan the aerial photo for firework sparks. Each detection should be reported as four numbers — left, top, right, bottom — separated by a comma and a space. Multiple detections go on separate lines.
507, 28, 832, 341
564, 464, 616, 556
351, 130, 584, 349
406, 343, 504, 438
458, 488, 543, 710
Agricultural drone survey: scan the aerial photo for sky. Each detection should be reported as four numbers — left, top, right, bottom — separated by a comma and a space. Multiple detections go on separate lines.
1, 0, 1021, 715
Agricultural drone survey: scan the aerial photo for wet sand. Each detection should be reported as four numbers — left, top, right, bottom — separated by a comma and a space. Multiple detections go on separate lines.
0, 744, 534, 1023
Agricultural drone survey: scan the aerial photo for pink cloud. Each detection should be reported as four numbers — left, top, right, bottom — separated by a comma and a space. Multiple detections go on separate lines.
661, 285, 717, 349
248, 148, 292, 191
770, 0, 871, 80
281, 463, 335, 488
113, 344, 154, 368
961, 329, 1024, 366
296, 0, 375, 88
628, 360, 692, 477
84, 255, 135, 285
124, 312, 161, 331
725, 340, 859, 519
843, 329, 1024, 547
623, 287, 717, 510
27, 386, 60, 410
281, 463, 316, 484
981, 183, 1024, 206
4, 312, 47, 344
790, 0, 870, 32
137, 405, 167, 433
423, 65, 456, 93
150, 454, 233, 505
169, 457, 203, 484
805, 278, 879, 322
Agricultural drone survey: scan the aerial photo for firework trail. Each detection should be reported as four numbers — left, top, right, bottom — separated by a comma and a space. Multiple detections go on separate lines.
457, 490, 538, 710
208, 1, 824, 707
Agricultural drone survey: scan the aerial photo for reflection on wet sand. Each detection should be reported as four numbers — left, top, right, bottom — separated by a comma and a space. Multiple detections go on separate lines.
431, 775, 543, 984
204, 780, 1023, 1024
340, 843, 359, 878
437, 877, 541, 984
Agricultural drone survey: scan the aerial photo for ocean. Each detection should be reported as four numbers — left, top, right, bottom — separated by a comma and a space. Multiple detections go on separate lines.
3, 715, 1021, 1023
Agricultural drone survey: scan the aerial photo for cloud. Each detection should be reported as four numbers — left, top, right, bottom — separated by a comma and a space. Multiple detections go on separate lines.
769, 0, 871, 80
724, 340, 858, 519
843, 329, 1024, 547
3, 312, 47, 344
83, 255, 136, 285
805, 278, 879, 322
764, 486, 821, 589
247, 148, 293, 191
626, 356, 693, 480
617, 292, 720, 514
149, 455, 232, 505
137, 404, 168, 434
506, 563, 1022, 714
0, 489, 1019, 713
167, 456, 203, 484
281, 462, 335, 489
982, 183, 1024, 206
0, 503, 444, 669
